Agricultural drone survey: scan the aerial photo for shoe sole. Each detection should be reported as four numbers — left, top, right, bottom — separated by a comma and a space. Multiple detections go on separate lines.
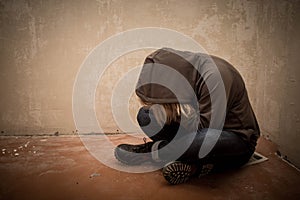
114, 147, 131, 165
114, 147, 152, 166
162, 161, 193, 185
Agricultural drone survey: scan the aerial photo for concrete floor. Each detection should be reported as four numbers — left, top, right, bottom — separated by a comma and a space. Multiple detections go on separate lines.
0, 134, 300, 200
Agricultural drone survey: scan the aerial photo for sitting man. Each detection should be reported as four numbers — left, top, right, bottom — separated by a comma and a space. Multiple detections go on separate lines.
115, 48, 260, 185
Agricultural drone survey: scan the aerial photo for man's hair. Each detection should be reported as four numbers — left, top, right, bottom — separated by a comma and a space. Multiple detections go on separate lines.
139, 97, 200, 132
138, 98, 180, 125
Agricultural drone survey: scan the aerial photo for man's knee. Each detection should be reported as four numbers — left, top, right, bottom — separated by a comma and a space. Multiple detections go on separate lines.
137, 106, 151, 127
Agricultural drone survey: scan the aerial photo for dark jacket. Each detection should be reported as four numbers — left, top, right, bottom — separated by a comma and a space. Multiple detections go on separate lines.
136, 48, 260, 150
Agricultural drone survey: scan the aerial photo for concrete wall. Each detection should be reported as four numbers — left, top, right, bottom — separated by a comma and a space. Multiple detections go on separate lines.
0, 0, 299, 166
255, 1, 300, 167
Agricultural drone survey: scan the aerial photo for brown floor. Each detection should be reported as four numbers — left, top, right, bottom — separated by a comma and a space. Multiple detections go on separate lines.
0, 134, 300, 200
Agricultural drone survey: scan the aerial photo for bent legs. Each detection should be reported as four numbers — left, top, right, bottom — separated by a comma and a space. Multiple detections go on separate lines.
137, 106, 253, 171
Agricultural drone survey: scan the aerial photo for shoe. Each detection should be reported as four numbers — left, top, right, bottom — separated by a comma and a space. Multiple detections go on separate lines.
162, 161, 214, 185
198, 163, 214, 177
162, 161, 195, 185
114, 140, 154, 165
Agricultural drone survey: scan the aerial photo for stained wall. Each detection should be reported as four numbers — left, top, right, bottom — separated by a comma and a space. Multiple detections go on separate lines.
0, 0, 299, 167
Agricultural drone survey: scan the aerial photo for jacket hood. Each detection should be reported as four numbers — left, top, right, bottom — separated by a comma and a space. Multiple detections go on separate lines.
135, 48, 209, 104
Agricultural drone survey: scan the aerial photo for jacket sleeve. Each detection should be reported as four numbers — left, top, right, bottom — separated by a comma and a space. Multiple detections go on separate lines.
197, 70, 227, 130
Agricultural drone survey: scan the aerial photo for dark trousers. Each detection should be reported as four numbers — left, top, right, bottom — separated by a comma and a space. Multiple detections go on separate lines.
137, 106, 254, 172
